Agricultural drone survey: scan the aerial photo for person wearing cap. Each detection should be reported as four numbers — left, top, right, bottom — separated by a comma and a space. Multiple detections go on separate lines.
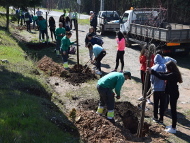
89, 11, 94, 21
96, 71, 131, 123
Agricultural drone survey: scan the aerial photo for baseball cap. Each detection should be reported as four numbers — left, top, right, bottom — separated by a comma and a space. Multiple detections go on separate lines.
90, 11, 94, 14
123, 71, 131, 80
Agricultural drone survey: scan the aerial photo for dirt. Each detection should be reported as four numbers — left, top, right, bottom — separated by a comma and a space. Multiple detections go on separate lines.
26, 42, 56, 50
37, 56, 97, 85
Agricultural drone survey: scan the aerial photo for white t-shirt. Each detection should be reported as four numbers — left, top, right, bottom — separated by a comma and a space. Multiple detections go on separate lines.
36, 10, 43, 16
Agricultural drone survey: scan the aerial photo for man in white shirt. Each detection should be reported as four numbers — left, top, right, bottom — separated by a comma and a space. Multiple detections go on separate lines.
36, 8, 43, 17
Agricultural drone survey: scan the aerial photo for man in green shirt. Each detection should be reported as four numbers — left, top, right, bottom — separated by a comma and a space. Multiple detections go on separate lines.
60, 32, 75, 69
96, 71, 131, 122
55, 22, 66, 56
38, 16, 48, 43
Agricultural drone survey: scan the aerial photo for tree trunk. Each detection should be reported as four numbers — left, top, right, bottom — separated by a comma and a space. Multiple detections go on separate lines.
6, 5, 9, 31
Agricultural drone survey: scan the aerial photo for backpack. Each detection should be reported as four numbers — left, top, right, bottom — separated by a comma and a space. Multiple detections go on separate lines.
69, 46, 76, 54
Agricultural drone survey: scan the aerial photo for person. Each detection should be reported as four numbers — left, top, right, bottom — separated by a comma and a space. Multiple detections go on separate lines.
86, 33, 104, 62
68, 9, 73, 29
60, 32, 75, 69
36, 8, 43, 18
63, 9, 67, 17
24, 10, 32, 32
71, 11, 77, 30
96, 71, 131, 122
85, 27, 96, 47
16, 8, 21, 25
59, 15, 65, 28
112, 31, 126, 73
89, 11, 94, 21
65, 16, 71, 32
148, 61, 183, 133
32, 14, 38, 29
87, 43, 106, 75
90, 12, 97, 33
38, 16, 48, 43
49, 16, 56, 41
138, 48, 154, 104
150, 54, 166, 125
55, 22, 66, 56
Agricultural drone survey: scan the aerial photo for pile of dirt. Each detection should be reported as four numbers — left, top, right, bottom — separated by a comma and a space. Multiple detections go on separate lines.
75, 99, 168, 142
37, 56, 67, 77
73, 110, 131, 143
37, 56, 96, 85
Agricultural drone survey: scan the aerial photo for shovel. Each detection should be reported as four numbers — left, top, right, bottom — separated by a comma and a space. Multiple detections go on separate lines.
82, 59, 91, 73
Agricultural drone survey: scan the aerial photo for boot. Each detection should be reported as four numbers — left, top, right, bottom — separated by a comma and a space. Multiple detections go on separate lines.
107, 110, 114, 119
96, 106, 104, 115
63, 62, 69, 69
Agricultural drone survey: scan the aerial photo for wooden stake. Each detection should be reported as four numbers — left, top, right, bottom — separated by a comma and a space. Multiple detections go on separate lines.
76, 19, 79, 69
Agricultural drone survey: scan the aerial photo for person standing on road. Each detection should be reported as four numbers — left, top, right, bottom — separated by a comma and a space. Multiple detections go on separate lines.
150, 54, 166, 125
87, 43, 106, 75
59, 15, 65, 28
60, 32, 75, 69
36, 8, 43, 18
148, 61, 182, 134
112, 31, 126, 73
38, 16, 48, 43
96, 71, 131, 123
90, 12, 97, 33
24, 10, 32, 32
65, 16, 71, 32
71, 11, 77, 30
55, 22, 66, 56
49, 16, 56, 41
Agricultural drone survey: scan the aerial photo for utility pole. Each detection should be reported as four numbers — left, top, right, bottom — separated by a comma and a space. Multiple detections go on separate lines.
100, 0, 104, 11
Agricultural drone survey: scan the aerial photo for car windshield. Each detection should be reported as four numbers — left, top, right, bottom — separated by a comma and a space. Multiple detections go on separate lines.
102, 11, 119, 21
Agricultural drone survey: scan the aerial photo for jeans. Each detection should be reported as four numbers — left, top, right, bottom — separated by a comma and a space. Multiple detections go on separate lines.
40, 29, 48, 40
61, 49, 68, 63
97, 85, 115, 110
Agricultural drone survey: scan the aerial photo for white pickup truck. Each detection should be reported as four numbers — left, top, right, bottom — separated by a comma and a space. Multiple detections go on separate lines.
120, 8, 190, 55
97, 11, 120, 35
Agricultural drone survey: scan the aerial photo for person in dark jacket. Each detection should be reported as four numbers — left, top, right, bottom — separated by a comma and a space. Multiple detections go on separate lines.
49, 16, 56, 41
90, 12, 97, 33
24, 10, 32, 32
59, 15, 65, 28
148, 61, 183, 134
85, 27, 96, 47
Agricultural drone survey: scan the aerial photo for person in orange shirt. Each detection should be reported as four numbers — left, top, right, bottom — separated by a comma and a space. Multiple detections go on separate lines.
138, 48, 154, 104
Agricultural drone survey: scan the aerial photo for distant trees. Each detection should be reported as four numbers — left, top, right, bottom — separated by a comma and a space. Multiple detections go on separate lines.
0, 0, 42, 30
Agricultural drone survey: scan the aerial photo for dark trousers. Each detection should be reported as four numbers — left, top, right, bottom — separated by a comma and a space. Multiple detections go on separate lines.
61, 50, 68, 62
140, 70, 151, 94
26, 21, 31, 31
70, 19, 76, 29
97, 85, 115, 110
153, 91, 166, 121
50, 28, 56, 40
169, 93, 179, 128
96, 51, 106, 71
114, 50, 125, 71
40, 29, 48, 40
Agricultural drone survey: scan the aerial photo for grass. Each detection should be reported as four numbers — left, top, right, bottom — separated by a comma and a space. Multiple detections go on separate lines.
78, 19, 89, 25
0, 16, 80, 142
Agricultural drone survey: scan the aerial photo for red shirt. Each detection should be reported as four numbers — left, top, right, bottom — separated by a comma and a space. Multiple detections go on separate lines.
139, 54, 154, 71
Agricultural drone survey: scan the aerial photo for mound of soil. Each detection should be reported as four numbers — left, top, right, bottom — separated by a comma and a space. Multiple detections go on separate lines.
75, 99, 169, 142
37, 56, 97, 85
37, 56, 66, 77
74, 110, 131, 143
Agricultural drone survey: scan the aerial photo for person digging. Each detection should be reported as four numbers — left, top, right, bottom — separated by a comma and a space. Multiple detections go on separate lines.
96, 71, 131, 123
60, 32, 76, 69
87, 43, 106, 75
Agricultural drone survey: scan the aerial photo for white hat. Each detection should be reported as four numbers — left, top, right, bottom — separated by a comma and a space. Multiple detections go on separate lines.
90, 11, 94, 14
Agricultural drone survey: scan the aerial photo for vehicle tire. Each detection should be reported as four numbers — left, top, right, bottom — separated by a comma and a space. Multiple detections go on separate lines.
100, 25, 105, 35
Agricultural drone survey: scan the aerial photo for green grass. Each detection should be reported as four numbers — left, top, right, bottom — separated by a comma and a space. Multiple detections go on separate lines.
0, 6, 6, 13
78, 19, 89, 25
0, 23, 80, 142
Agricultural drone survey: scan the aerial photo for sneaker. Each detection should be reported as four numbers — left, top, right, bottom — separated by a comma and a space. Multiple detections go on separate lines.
111, 69, 117, 72
153, 118, 159, 123
165, 127, 176, 134
147, 99, 153, 105
138, 96, 144, 101
158, 120, 164, 125
165, 125, 172, 129
120, 70, 123, 73
95, 70, 102, 75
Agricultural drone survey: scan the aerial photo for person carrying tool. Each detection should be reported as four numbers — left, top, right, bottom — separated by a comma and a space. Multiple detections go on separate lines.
96, 71, 131, 123
87, 43, 106, 75
60, 32, 76, 69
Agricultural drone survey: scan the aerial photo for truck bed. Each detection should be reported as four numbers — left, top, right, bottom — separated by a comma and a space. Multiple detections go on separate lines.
130, 23, 190, 43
